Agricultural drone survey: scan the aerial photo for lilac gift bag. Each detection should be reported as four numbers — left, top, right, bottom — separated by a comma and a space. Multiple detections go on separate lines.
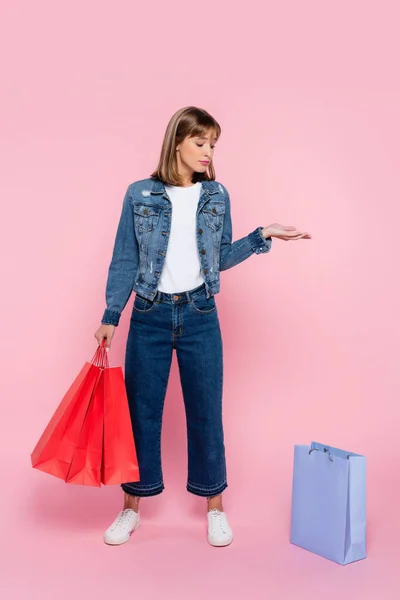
290, 441, 367, 565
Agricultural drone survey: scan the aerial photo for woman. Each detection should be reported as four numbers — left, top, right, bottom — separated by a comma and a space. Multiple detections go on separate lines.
94, 106, 311, 547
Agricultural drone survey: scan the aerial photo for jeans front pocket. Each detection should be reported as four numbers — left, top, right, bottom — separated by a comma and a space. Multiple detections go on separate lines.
189, 293, 217, 314
133, 294, 157, 313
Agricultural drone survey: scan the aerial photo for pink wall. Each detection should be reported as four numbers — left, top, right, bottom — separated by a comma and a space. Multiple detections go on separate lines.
1, 1, 399, 598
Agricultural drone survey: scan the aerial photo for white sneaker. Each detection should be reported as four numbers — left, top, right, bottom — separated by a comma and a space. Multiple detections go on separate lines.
207, 509, 234, 547
103, 509, 140, 545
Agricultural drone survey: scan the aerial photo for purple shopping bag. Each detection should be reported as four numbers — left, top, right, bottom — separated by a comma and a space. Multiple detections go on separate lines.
290, 441, 367, 565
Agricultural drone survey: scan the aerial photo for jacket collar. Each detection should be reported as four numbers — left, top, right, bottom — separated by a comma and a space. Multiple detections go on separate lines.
150, 177, 219, 196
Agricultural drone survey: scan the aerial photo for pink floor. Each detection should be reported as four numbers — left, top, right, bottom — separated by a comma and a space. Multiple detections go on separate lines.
3, 454, 398, 600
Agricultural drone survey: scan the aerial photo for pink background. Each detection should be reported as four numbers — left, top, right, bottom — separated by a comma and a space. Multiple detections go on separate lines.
1, 0, 400, 598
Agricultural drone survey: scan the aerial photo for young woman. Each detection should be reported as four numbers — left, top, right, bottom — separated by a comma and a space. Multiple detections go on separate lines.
94, 106, 311, 547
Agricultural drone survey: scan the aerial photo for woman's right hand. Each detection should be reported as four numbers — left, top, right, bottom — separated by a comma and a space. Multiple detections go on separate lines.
94, 324, 115, 350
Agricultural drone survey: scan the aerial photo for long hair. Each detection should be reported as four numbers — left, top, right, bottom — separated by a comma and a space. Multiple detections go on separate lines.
150, 106, 221, 186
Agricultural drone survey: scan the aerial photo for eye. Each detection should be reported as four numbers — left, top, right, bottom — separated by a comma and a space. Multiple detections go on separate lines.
196, 143, 216, 149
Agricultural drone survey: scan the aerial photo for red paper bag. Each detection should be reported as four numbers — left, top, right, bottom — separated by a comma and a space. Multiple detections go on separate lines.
101, 366, 140, 485
31, 343, 107, 481
65, 369, 105, 487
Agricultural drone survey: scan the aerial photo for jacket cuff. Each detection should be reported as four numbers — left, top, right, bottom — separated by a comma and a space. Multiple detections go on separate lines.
101, 309, 121, 327
248, 227, 272, 254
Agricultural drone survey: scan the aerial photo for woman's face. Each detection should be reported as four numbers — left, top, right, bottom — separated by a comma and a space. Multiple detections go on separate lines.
176, 129, 217, 178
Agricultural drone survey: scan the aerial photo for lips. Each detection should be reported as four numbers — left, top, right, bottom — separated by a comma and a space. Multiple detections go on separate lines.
200, 161, 209, 165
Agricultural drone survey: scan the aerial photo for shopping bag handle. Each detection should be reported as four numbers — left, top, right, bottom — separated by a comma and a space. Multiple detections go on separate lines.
90, 339, 109, 369
308, 446, 351, 462
309, 446, 334, 462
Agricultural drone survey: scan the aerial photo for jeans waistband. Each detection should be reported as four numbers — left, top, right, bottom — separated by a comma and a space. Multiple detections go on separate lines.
154, 283, 207, 304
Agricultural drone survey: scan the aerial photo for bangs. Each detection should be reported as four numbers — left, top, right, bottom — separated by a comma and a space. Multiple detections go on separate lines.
188, 123, 221, 141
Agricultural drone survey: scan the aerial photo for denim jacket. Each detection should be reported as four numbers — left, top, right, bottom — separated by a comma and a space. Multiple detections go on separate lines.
101, 177, 272, 326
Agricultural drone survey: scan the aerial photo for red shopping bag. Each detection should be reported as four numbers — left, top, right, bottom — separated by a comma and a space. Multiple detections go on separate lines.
65, 369, 105, 487
101, 366, 140, 485
31, 342, 107, 481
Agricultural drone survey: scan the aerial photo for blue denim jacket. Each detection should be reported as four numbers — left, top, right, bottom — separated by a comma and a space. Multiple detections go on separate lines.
101, 177, 272, 326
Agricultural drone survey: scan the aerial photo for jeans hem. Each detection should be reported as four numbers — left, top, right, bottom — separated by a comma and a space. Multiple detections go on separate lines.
121, 483, 164, 497
186, 480, 228, 497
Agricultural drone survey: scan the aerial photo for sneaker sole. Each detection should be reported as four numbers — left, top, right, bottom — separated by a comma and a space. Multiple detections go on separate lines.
207, 534, 234, 547
103, 518, 140, 546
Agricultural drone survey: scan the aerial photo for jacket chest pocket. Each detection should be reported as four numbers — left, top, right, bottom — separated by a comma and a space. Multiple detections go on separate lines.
202, 202, 225, 232
133, 204, 160, 233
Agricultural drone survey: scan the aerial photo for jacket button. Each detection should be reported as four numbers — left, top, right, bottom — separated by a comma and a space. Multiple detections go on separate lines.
212, 207, 217, 214
144, 208, 148, 215
201, 249, 206, 255
198, 228, 203, 234
204, 268, 209, 274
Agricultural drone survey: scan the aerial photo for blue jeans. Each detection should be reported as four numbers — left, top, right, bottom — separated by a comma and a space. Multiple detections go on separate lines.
121, 283, 228, 498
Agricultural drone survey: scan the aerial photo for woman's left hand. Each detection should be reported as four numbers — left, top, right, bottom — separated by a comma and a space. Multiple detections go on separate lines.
262, 223, 312, 241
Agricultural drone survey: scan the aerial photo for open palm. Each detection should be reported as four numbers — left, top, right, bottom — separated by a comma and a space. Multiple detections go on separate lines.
262, 223, 312, 241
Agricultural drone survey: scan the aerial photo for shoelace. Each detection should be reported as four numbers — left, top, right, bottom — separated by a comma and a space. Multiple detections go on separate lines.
111, 509, 136, 530
208, 509, 228, 533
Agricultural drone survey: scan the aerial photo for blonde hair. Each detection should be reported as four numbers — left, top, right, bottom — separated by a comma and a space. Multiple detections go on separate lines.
150, 106, 221, 186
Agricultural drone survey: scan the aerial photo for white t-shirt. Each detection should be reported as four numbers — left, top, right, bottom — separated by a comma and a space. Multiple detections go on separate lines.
157, 181, 205, 293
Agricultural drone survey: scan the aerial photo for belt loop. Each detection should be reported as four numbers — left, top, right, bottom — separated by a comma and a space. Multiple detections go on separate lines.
155, 290, 160, 302
185, 290, 191, 303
